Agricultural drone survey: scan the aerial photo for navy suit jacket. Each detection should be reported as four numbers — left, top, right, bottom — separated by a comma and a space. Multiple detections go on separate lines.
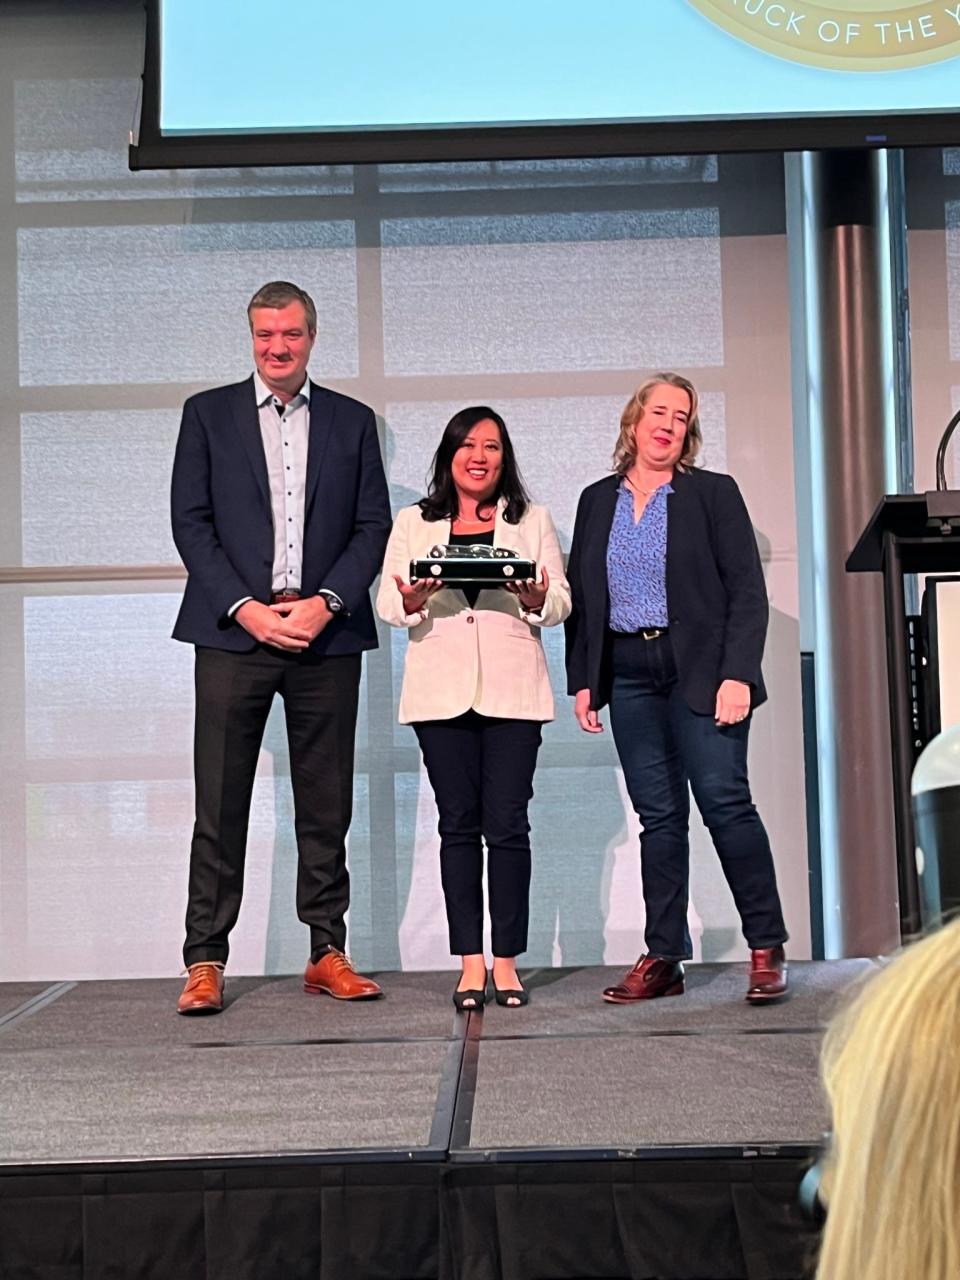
171, 377, 391, 655
564, 468, 769, 715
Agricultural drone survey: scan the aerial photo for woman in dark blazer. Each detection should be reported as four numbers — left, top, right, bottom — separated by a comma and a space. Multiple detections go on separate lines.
565, 372, 788, 1004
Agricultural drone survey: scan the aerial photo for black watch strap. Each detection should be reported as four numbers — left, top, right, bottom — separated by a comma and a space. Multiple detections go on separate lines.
318, 589, 346, 615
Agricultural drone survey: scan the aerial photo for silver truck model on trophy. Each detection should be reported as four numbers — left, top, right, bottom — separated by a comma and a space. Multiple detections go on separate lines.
410, 544, 537, 584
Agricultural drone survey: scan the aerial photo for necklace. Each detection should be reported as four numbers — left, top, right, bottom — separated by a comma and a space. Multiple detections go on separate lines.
625, 473, 669, 497
454, 512, 495, 528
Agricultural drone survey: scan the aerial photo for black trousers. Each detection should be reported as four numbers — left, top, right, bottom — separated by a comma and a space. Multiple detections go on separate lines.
183, 645, 361, 967
413, 710, 543, 958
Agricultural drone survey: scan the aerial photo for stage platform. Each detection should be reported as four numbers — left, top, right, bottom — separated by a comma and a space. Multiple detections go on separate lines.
0, 960, 875, 1279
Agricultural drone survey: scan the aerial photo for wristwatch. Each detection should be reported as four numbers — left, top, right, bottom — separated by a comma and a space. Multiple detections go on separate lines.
318, 589, 346, 615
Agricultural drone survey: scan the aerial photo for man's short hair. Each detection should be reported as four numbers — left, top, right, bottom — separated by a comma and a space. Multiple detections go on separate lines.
247, 281, 317, 334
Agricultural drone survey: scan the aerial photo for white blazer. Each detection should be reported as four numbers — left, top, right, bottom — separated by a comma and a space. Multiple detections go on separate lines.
376, 501, 571, 724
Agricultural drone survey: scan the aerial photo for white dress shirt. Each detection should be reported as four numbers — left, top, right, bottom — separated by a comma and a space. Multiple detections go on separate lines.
253, 369, 311, 594
228, 372, 311, 618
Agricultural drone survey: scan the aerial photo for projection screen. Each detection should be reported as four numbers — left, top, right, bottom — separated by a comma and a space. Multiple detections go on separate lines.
131, 0, 960, 167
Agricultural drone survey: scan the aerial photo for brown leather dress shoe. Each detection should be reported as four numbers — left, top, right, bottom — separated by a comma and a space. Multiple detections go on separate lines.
746, 945, 788, 1003
602, 955, 685, 1004
177, 962, 224, 1015
304, 949, 383, 1000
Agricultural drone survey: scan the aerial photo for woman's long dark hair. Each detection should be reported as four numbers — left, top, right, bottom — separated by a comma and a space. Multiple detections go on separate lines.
418, 406, 530, 525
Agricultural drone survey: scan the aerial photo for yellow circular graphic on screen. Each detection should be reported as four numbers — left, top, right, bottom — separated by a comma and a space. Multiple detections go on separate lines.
687, 0, 960, 70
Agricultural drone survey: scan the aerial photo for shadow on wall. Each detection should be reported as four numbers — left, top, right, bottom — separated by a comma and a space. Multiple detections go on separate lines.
687, 524, 807, 962
382, 442, 427, 964
527, 762, 626, 967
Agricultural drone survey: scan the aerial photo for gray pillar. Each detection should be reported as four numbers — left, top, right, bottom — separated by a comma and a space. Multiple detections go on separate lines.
787, 150, 905, 957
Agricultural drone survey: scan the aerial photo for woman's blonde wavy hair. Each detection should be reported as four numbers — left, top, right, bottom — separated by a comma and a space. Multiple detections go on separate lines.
612, 372, 702, 476
815, 919, 960, 1280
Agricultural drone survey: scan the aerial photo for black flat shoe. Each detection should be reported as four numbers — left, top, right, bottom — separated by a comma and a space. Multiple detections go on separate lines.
453, 986, 486, 1012
493, 984, 529, 1008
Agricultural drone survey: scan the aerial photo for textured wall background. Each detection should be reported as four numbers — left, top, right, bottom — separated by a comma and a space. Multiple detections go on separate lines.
0, 0, 815, 980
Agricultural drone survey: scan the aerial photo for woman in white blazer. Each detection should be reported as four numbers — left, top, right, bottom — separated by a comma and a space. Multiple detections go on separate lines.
377, 407, 570, 1010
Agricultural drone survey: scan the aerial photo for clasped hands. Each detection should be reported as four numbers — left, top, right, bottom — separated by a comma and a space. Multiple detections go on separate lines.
393, 567, 550, 616
236, 596, 333, 651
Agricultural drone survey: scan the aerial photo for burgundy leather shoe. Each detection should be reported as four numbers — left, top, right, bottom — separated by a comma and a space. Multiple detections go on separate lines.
602, 955, 685, 1003
304, 949, 383, 1000
746, 945, 788, 1003
177, 962, 224, 1015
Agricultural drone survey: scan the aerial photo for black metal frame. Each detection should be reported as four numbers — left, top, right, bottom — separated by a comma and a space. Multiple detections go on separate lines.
450, 1139, 818, 1165
847, 494, 960, 938
130, 0, 960, 170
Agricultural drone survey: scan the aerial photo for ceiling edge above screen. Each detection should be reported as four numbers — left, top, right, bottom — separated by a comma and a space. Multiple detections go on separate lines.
129, 0, 960, 170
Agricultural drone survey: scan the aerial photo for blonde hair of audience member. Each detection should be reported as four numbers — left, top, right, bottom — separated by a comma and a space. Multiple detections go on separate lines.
816, 919, 960, 1280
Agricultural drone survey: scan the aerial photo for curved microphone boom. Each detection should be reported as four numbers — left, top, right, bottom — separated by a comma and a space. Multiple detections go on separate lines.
934, 407, 960, 493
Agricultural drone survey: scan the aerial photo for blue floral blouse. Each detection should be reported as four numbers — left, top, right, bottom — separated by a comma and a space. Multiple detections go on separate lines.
606, 480, 672, 631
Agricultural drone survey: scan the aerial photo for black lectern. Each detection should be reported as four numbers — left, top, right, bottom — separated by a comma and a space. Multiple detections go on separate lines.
847, 491, 960, 937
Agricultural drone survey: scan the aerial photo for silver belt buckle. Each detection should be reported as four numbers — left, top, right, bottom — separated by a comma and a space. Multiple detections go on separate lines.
641, 628, 664, 641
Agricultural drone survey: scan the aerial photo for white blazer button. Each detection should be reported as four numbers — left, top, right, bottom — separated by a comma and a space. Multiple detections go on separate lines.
466, 615, 475, 624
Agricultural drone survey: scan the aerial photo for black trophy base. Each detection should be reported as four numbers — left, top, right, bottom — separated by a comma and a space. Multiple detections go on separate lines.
410, 554, 537, 584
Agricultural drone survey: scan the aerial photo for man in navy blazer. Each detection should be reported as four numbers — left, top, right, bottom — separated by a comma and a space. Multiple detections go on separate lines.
171, 281, 391, 1014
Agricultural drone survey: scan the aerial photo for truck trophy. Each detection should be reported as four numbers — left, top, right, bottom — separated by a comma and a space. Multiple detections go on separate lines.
410, 543, 537, 585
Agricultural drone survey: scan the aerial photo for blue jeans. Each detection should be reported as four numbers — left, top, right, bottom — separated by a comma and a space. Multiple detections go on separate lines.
609, 632, 787, 961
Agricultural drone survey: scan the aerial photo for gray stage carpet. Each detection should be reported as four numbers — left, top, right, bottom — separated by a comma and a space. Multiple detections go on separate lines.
477, 958, 877, 1037
460, 960, 874, 1155
4, 970, 460, 1050
2, 1040, 454, 1163
0, 960, 873, 1169
468, 1032, 823, 1151
0, 972, 463, 1165
0, 983, 49, 1022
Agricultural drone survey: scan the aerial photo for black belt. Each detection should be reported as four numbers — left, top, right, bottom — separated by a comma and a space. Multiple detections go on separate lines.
611, 627, 668, 641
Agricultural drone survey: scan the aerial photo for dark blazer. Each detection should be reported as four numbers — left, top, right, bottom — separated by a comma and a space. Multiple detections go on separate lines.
171, 377, 392, 655
564, 468, 768, 716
